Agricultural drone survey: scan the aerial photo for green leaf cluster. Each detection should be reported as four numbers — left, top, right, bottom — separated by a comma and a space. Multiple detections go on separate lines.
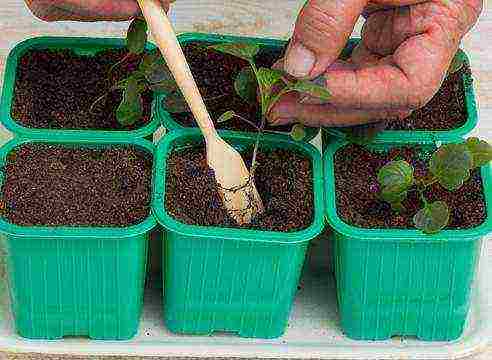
96, 18, 182, 126
209, 42, 331, 141
377, 138, 492, 234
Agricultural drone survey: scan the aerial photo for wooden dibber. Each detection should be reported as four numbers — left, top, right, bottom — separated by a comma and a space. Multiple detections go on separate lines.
137, 0, 263, 224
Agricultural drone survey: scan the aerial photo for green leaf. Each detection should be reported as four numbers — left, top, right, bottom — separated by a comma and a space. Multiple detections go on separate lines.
341, 122, 388, 145
257, 68, 285, 94
139, 50, 177, 93
430, 143, 473, 191
150, 80, 179, 94
209, 43, 259, 62
413, 201, 450, 234
116, 77, 143, 126
127, 18, 148, 55
290, 123, 306, 141
234, 67, 257, 103
465, 137, 492, 168
289, 77, 331, 101
139, 49, 160, 72
377, 160, 414, 204
217, 110, 236, 123
162, 91, 190, 113
448, 49, 466, 74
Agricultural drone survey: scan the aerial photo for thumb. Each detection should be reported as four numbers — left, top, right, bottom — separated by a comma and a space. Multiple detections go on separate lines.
284, 0, 367, 78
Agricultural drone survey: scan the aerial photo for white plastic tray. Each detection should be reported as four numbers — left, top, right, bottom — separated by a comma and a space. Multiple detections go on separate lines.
0, 130, 490, 359
0, 235, 490, 360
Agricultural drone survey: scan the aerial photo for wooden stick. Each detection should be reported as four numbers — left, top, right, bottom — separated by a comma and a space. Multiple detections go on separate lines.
137, 0, 217, 140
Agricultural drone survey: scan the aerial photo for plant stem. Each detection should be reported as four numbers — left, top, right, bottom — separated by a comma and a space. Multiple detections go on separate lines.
231, 114, 260, 130
418, 189, 429, 207
250, 115, 267, 176
89, 93, 109, 114
108, 53, 132, 77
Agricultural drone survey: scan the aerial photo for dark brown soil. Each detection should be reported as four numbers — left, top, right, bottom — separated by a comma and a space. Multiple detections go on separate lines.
169, 42, 295, 133
387, 65, 470, 130
11, 49, 153, 130
165, 144, 313, 231
1, 144, 152, 226
334, 144, 486, 229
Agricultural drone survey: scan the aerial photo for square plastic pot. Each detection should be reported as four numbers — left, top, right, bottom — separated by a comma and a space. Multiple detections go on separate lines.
0, 137, 157, 340
157, 32, 320, 142
323, 138, 492, 341
152, 129, 325, 338
0, 37, 161, 140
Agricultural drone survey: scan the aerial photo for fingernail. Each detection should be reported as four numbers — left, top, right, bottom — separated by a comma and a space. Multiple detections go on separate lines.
284, 42, 316, 78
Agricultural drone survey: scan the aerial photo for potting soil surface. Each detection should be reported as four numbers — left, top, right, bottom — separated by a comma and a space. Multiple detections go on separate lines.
11, 49, 153, 130
165, 145, 314, 232
334, 144, 487, 229
168, 42, 296, 133
1, 144, 152, 226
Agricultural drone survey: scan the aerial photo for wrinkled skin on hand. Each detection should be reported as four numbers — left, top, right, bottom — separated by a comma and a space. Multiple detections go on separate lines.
269, 0, 483, 127
25, 0, 170, 21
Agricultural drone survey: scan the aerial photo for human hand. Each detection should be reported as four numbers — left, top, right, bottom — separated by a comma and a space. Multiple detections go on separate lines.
268, 0, 482, 127
25, 0, 171, 21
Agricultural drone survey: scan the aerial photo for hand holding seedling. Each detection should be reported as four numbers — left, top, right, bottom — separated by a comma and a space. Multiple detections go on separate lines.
268, 0, 482, 128
24, 0, 170, 21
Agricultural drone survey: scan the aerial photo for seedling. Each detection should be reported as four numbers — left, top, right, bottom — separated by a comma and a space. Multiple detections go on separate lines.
206, 42, 330, 169
91, 18, 178, 126
377, 137, 492, 234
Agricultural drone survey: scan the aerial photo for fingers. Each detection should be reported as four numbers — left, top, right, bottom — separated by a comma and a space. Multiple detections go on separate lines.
268, 92, 410, 127
283, 0, 368, 78
25, 0, 171, 22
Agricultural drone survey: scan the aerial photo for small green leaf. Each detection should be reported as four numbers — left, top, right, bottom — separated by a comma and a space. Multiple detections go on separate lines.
162, 91, 190, 113
127, 18, 148, 55
381, 189, 409, 207
234, 67, 257, 103
448, 49, 466, 74
217, 110, 236, 123
209, 43, 259, 62
430, 143, 473, 191
116, 77, 143, 126
139, 50, 177, 93
150, 80, 179, 94
290, 123, 306, 141
466, 137, 492, 168
413, 201, 450, 234
139, 49, 160, 73
257, 68, 285, 94
341, 122, 388, 145
377, 160, 414, 205
289, 78, 331, 101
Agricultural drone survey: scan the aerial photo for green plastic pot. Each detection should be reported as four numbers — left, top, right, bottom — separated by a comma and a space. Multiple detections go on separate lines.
0, 37, 161, 140
322, 40, 478, 146
153, 129, 325, 338
0, 137, 157, 340
157, 32, 320, 143
323, 138, 492, 341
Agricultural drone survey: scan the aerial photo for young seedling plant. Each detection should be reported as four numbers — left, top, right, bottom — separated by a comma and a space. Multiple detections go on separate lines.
377, 137, 492, 234
91, 18, 178, 126
185, 42, 330, 175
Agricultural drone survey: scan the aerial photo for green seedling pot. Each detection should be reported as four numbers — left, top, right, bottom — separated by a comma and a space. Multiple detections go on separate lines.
0, 137, 156, 340
157, 32, 320, 143
153, 129, 325, 338
0, 37, 161, 140
323, 138, 492, 341
322, 40, 478, 147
